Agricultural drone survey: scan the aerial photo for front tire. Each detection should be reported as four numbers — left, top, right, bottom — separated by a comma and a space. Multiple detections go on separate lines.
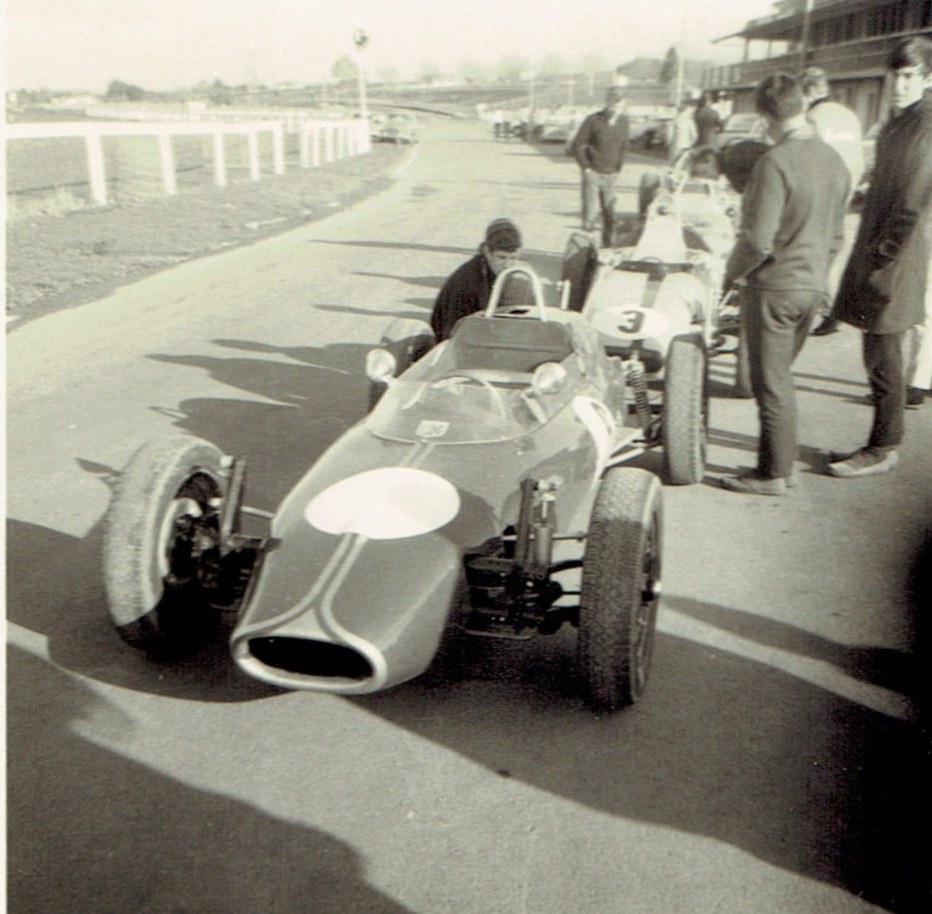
662, 334, 708, 485
103, 435, 228, 653
578, 467, 663, 711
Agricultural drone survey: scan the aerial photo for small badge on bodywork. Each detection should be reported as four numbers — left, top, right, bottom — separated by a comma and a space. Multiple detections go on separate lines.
416, 420, 450, 438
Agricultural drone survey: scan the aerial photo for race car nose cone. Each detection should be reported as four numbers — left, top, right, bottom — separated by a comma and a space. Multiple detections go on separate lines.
304, 467, 460, 540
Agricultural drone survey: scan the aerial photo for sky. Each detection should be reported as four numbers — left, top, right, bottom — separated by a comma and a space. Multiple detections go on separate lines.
6, 0, 778, 93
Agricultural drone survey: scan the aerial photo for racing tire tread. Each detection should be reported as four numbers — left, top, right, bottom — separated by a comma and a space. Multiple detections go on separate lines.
577, 467, 663, 711
662, 334, 708, 485
103, 434, 226, 653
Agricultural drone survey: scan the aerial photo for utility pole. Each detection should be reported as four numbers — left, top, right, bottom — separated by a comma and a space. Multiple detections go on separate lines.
799, 0, 815, 68
352, 28, 369, 118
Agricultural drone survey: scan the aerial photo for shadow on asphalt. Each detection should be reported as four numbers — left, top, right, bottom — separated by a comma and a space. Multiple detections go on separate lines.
6, 648, 413, 914
9, 326, 930, 911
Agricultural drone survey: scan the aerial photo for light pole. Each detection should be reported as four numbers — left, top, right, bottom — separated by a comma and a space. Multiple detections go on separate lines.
352, 28, 369, 118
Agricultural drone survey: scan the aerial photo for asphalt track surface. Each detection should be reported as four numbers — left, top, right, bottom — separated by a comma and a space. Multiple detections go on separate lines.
7, 118, 932, 914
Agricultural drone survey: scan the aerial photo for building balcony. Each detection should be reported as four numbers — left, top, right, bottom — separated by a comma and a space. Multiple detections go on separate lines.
702, 30, 916, 90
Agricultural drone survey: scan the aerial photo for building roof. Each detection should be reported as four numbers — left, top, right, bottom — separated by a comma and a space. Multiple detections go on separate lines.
717, 0, 877, 43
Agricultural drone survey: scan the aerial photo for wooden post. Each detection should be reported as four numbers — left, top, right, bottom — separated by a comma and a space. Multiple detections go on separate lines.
248, 127, 260, 181
299, 128, 310, 168
84, 133, 108, 206
213, 129, 227, 187
157, 130, 177, 195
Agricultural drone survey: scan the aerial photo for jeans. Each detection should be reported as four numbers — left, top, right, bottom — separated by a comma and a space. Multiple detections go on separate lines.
864, 331, 905, 449
581, 169, 617, 245
743, 288, 821, 478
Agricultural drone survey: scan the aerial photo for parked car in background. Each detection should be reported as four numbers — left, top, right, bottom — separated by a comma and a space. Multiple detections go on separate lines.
718, 112, 770, 148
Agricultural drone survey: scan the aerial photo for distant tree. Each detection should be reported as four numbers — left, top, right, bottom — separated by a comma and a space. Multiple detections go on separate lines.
105, 79, 146, 101
458, 58, 489, 84
660, 47, 680, 84
331, 55, 358, 84
537, 54, 565, 80
210, 79, 233, 106
495, 55, 527, 83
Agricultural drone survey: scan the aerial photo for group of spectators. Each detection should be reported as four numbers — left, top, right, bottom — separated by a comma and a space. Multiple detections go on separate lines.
432, 35, 932, 492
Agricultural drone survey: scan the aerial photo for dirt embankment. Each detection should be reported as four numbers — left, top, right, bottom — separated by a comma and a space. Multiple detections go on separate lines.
5, 142, 412, 325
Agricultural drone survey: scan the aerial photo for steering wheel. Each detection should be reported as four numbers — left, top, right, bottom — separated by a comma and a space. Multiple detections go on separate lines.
431, 372, 507, 417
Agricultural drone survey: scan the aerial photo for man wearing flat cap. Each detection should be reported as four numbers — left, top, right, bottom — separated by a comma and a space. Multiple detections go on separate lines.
430, 218, 523, 341
571, 86, 630, 245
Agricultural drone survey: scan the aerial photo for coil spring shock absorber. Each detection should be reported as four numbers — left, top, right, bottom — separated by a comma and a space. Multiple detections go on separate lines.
626, 357, 652, 434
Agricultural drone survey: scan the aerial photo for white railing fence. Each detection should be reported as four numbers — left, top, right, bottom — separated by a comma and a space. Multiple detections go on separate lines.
6, 114, 371, 214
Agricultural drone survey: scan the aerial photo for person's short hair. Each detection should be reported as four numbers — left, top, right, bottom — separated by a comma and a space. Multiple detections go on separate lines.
888, 36, 932, 74
799, 66, 830, 97
484, 218, 522, 252
755, 73, 805, 121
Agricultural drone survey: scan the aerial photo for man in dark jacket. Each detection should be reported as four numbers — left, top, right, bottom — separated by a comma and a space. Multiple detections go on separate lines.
571, 86, 629, 245
827, 36, 932, 477
694, 93, 723, 149
720, 73, 850, 496
430, 218, 522, 341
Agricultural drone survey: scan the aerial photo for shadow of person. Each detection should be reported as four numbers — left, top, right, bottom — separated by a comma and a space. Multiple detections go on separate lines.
7, 647, 413, 914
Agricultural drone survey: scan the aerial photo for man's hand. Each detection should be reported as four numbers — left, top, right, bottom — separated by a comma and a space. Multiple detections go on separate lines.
868, 260, 896, 298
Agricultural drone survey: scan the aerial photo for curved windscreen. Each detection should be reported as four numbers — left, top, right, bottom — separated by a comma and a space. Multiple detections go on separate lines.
367, 315, 579, 444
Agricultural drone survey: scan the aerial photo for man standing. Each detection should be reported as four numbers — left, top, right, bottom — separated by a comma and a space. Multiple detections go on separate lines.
694, 93, 723, 149
720, 73, 850, 496
799, 66, 865, 336
571, 86, 629, 245
827, 37, 932, 477
429, 218, 522, 342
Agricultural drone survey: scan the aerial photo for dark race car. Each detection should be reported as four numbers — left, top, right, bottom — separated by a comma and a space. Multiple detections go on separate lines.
103, 266, 664, 712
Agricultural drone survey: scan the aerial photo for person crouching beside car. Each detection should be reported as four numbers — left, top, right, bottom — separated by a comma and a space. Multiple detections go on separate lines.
430, 219, 523, 342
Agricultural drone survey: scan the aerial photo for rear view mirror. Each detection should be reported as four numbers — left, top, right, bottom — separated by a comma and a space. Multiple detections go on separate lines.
531, 362, 567, 397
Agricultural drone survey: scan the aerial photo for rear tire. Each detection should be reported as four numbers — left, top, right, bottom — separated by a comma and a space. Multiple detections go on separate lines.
578, 468, 663, 711
662, 334, 708, 485
103, 435, 228, 653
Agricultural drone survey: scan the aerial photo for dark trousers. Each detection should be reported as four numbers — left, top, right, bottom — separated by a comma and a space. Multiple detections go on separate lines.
864, 331, 905, 449
743, 288, 821, 478
581, 169, 617, 245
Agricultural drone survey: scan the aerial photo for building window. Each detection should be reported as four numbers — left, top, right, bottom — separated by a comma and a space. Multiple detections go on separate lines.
867, 1, 908, 35
921, 0, 932, 27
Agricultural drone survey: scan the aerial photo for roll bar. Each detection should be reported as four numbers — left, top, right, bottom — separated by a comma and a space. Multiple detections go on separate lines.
484, 265, 549, 321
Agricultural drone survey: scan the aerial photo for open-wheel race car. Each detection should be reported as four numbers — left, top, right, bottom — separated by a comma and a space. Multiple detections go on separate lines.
103, 265, 663, 712
561, 171, 750, 451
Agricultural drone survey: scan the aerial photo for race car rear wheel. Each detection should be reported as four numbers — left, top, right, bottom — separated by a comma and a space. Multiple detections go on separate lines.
103, 435, 228, 653
662, 334, 708, 485
368, 317, 435, 411
578, 467, 662, 711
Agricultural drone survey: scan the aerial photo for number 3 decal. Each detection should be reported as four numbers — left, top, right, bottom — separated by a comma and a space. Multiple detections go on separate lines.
616, 310, 645, 334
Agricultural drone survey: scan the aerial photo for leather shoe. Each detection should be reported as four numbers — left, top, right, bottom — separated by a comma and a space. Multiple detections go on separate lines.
720, 471, 789, 496
826, 447, 898, 477
811, 316, 839, 336
906, 387, 926, 409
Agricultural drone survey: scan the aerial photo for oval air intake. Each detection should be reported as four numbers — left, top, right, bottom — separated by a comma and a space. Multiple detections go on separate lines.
247, 637, 373, 681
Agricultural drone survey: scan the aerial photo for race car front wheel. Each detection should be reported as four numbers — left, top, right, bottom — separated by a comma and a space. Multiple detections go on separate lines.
662, 334, 708, 485
578, 467, 662, 711
103, 435, 228, 653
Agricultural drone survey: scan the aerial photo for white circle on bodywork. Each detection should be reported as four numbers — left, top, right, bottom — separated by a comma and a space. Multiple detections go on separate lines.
304, 467, 461, 540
